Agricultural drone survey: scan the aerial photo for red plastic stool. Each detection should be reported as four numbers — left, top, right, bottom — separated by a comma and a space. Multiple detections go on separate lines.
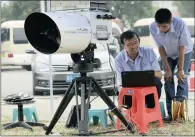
116, 87, 163, 134
189, 77, 195, 92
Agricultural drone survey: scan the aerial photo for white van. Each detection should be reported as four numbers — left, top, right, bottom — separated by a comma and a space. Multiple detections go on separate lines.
1, 20, 34, 70
132, 18, 194, 48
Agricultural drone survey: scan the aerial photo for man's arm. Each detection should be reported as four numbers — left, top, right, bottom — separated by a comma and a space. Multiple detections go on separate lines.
178, 46, 185, 71
177, 21, 191, 82
114, 57, 124, 91
178, 21, 190, 71
150, 49, 162, 79
158, 47, 171, 71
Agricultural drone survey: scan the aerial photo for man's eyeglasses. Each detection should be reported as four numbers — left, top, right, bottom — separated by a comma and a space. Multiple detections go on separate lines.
125, 40, 139, 47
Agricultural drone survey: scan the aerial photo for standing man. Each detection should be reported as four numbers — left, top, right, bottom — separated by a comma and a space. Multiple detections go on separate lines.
149, 8, 193, 121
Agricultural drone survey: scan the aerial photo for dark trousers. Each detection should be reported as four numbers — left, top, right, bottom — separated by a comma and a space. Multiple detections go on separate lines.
164, 52, 192, 115
122, 77, 162, 108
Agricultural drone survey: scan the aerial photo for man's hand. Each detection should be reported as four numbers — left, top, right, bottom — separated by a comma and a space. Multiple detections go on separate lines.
176, 70, 186, 83
165, 69, 172, 81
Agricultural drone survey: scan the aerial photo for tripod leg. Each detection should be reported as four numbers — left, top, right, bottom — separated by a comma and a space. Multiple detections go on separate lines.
85, 79, 92, 121
3, 122, 18, 130
26, 121, 45, 127
75, 81, 80, 127
92, 78, 136, 133
78, 83, 89, 134
3, 122, 14, 127
19, 122, 33, 131
45, 80, 76, 135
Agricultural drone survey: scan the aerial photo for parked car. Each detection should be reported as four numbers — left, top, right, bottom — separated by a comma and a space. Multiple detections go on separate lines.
31, 43, 116, 96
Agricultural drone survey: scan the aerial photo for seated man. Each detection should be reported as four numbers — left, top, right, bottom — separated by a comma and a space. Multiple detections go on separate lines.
115, 30, 162, 108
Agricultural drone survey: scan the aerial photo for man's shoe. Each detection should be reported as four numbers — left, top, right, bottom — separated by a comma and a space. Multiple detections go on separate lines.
163, 115, 172, 122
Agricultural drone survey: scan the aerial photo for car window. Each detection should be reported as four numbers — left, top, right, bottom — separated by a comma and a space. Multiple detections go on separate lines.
13, 28, 28, 44
1, 28, 10, 42
132, 25, 150, 37
188, 25, 194, 37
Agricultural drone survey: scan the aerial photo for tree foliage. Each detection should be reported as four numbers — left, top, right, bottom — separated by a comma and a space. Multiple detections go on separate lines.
1, 1, 40, 22
1, 1, 154, 28
174, 1, 194, 17
107, 1, 154, 28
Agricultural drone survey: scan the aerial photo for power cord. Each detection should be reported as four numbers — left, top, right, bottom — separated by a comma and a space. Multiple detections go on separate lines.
106, 43, 118, 96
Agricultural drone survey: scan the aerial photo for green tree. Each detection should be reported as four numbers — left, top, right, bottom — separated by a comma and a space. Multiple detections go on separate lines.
107, 1, 154, 28
174, 1, 194, 17
1, 1, 40, 22
1, 4, 13, 22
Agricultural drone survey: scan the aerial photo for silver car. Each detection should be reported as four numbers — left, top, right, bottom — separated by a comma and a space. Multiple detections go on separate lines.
31, 44, 116, 95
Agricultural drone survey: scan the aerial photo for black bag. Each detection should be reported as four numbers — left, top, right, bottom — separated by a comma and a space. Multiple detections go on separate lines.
65, 104, 91, 128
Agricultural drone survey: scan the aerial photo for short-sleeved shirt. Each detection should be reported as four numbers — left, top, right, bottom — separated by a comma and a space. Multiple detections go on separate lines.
149, 17, 193, 59
115, 46, 161, 86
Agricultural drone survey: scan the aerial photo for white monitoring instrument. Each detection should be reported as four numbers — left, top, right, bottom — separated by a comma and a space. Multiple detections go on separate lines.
24, 1, 115, 54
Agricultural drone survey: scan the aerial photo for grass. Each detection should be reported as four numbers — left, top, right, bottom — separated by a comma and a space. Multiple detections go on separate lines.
1, 116, 195, 136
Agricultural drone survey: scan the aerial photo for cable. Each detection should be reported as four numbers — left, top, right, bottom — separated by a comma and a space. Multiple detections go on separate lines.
106, 43, 118, 96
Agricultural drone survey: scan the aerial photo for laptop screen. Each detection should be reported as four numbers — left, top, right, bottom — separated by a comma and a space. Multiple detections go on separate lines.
121, 70, 155, 87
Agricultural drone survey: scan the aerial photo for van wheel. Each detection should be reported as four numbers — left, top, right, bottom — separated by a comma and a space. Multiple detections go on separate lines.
22, 65, 31, 71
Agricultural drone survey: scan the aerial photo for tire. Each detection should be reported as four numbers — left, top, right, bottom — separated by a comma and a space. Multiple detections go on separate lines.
22, 65, 32, 71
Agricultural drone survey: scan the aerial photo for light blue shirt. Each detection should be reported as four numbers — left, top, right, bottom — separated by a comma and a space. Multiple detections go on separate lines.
149, 17, 193, 59
115, 47, 161, 86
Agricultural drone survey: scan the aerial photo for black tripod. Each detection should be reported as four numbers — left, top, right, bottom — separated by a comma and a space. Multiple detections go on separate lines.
45, 62, 135, 135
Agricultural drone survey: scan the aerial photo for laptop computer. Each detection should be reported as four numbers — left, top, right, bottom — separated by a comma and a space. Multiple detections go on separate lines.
121, 70, 155, 87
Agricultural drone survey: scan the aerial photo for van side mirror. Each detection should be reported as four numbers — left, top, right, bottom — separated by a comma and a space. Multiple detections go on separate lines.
25, 50, 36, 54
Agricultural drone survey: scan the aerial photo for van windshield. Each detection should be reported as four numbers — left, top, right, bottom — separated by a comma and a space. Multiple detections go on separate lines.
188, 26, 194, 37
13, 28, 28, 44
132, 25, 150, 37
